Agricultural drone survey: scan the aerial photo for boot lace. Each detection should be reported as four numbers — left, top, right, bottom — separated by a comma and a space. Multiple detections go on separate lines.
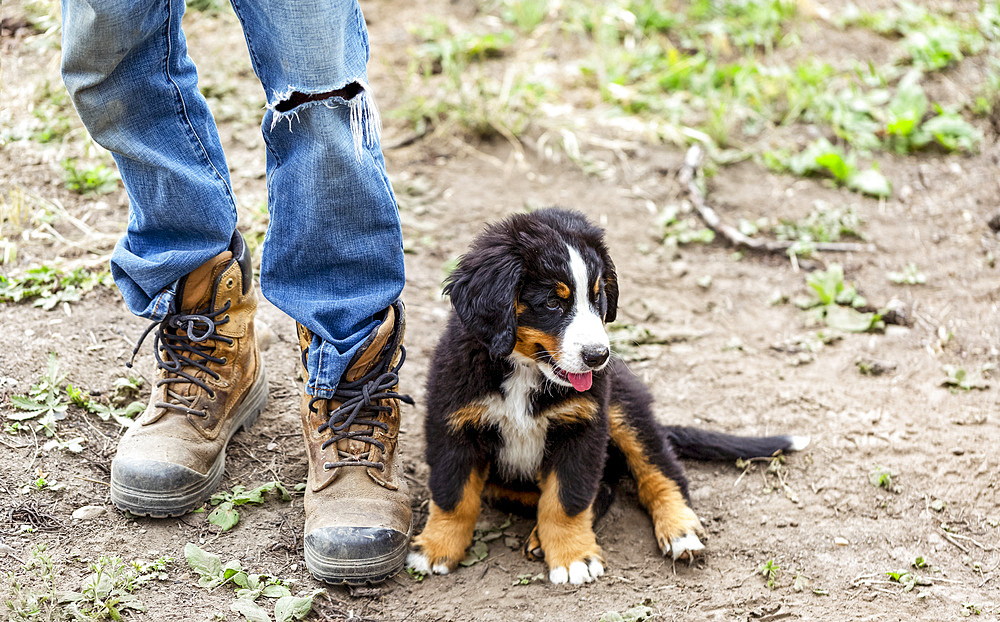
308, 347, 414, 471
127, 301, 233, 418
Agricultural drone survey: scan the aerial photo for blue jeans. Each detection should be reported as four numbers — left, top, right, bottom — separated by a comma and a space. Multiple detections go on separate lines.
60, 0, 406, 397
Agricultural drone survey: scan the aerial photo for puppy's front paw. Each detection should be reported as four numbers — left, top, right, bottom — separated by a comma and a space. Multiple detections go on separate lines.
549, 557, 605, 585
405, 549, 453, 576
406, 530, 471, 576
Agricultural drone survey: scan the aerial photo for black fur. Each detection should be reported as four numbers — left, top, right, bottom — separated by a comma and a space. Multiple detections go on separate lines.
424, 207, 803, 530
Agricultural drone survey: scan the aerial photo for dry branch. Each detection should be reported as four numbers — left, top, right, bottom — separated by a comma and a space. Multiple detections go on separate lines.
680, 145, 877, 255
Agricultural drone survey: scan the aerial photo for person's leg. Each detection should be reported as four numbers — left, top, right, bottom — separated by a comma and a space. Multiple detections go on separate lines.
61, 0, 266, 516
61, 0, 238, 319
228, 0, 405, 394
228, 0, 410, 584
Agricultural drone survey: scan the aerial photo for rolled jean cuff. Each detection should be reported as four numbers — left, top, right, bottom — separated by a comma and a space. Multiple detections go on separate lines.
304, 325, 378, 399
138, 287, 175, 321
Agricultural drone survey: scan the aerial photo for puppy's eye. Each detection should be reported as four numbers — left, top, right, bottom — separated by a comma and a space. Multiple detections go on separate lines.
545, 294, 564, 311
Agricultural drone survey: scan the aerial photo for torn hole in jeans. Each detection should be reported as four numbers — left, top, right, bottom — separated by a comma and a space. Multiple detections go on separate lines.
267, 81, 381, 161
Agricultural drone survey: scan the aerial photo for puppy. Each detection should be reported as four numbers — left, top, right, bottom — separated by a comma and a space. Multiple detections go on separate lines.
406, 208, 808, 585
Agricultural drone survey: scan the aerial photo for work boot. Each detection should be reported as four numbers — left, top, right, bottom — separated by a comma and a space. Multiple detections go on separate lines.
110, 231, 268, 517
297, 300, 413, 584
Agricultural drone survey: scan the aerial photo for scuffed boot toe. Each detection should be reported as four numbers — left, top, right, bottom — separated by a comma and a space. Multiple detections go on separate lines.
110, 453, 224, 518
303, 526, 410, 585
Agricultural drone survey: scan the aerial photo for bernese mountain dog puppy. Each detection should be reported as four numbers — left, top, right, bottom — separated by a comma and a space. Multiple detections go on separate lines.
406, 208, 808, 585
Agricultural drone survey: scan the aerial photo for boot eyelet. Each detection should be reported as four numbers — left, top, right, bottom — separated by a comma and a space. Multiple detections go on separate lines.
226, 278, 234, 288
208, 391, 217, 400
323, 462, 333, 471
220, 357, 227, 365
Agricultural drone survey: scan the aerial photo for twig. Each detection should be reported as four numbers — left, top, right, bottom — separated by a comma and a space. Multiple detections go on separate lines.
73, 475, 110, 487
680, 145, 877, 255
941, 530, 970, 554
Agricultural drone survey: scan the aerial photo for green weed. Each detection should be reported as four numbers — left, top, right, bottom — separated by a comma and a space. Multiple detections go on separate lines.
659, 204, 715, 248
888, 263, 926, 285
798, 264, 884, 333
758, 558, 780, 589
208, 481, 292, 531
0, 265, 114, 310
185, 543, 325, 622
941, 365, 991, 391
61, 158, 119, 195
870, 465, 896, 491
773, 203, 864, 245
764, 138, 890, 197
598, 602, 655, 622
8, 353, 69, 437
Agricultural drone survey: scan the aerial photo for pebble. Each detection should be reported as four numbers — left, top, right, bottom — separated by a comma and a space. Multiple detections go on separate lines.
72, 505, 105, 520
266, 441, 279, 451
834, 536, 849, 546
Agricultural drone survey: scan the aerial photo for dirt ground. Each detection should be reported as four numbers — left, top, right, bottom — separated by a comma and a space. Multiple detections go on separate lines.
2, 1, 999, 621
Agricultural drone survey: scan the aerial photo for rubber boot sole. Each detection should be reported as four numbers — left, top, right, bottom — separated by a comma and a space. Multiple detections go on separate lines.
109, 364, 269, 518
303, 522, 413, 585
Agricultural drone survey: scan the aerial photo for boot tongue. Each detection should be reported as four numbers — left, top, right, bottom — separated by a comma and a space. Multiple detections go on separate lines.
344, 305, 397, 382
178, 251, 233, 312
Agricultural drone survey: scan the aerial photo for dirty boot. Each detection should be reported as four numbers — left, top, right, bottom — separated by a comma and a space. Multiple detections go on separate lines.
110, 231, 268, 517
297, 300, 413, 584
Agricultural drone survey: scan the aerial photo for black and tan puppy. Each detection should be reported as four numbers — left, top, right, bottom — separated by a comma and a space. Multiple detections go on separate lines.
407, 208, 808, 585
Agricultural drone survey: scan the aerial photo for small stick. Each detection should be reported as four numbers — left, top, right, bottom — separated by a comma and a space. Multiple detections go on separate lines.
941, 531, 970, 554
680, 145, 877, 255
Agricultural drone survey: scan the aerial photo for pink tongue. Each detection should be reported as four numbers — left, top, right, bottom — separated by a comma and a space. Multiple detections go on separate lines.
567, 372, 593, 392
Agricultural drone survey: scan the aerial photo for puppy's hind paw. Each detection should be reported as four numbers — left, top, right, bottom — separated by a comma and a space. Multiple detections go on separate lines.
667, 532, 705, 562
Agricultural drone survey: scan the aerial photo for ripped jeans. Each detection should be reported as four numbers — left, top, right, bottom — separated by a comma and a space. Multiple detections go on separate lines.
60, 0, 405, 397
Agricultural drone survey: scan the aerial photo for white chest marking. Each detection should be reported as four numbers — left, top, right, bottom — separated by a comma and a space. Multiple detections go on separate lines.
480, 359, 548, 479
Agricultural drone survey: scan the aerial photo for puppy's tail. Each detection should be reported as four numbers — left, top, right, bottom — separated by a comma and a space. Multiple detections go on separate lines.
663, 426, 809, 461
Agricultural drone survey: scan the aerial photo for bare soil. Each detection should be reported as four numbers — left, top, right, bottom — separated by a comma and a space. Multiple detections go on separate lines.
2, 1, 999, 621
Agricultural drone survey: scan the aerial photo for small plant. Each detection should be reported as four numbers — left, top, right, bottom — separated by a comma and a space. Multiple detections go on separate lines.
764, 138, 890, 197
208, 481, 292, 531
8, 354, 69, 437
941, 365, 991, 391
773, 203, 864, 245
659, 204, 715, 247
758, 558, 780, 590
512, 572, 545, 586
870, 465, 896, 491
799, 264, 884, 333
67, 380, 145, 429
185, 543, 325, 622
61, 158, 120, 195
598, 602, 655, 622
888, 263, 926, 285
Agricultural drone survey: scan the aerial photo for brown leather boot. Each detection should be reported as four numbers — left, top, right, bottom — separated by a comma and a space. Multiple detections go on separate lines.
297, 300, 412, 584
110, 232, 267, 517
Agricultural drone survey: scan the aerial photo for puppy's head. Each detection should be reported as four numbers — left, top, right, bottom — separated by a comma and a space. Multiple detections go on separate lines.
444, 208, 619, 391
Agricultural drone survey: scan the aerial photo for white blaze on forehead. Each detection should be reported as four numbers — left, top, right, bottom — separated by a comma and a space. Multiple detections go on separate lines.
562, 244, 609, 372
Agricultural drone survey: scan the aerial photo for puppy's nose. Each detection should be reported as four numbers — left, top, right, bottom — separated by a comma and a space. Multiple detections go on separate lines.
582, 346, 610, 368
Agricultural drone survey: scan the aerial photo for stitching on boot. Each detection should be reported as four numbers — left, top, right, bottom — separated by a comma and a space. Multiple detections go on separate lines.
266, 81, 382, 162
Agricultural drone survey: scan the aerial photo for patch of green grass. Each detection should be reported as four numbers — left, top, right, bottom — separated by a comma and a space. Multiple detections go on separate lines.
501, 0, 550, 32
659, 204, 715, 248
31, 81, 76, 144
765, 138, 890, 197
208, 481, 292, 531
61, 158, 120, 195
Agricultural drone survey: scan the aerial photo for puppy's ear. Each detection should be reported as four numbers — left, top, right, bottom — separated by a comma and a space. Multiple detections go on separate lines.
601, 250, 619, 323
444, 237, 522, 359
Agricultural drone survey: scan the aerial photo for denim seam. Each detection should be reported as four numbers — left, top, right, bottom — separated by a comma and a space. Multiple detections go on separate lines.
163, 0, 238, 220
308, 341, 327, 394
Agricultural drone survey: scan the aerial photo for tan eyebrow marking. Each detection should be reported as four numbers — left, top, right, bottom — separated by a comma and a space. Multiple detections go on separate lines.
555, 282, 571, 299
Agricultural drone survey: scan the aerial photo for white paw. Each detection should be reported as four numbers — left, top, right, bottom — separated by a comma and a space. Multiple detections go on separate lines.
406, 551, 451, 575
406, 551, 430, 573
588, 558, 605, 579
670, 533, 705, 561
550, 559, 604, 585
549, 566, 569, 584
